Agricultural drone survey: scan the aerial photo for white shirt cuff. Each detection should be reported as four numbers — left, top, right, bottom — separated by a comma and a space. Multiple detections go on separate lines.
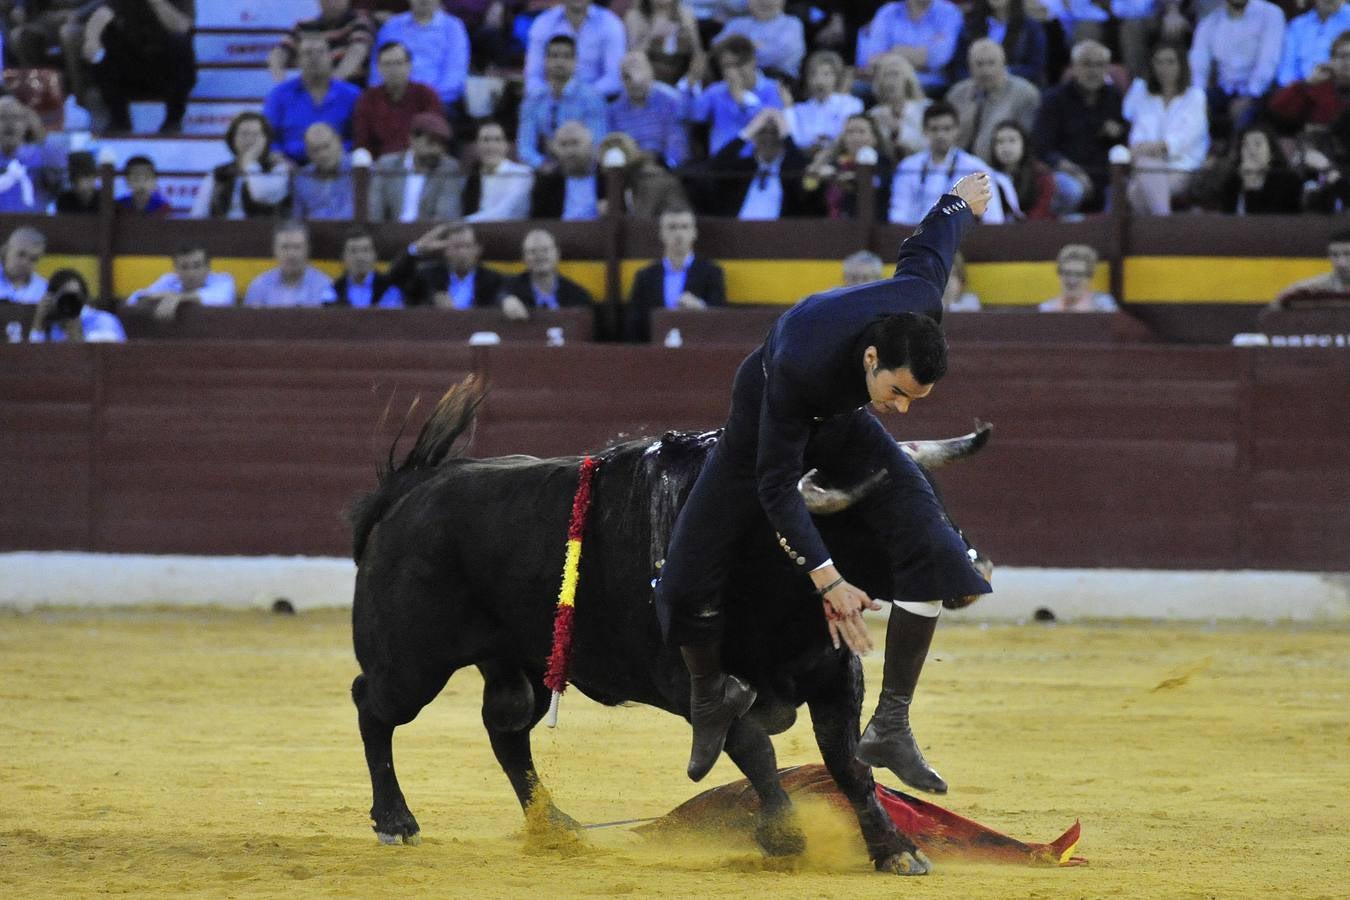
811, 558, 833, 573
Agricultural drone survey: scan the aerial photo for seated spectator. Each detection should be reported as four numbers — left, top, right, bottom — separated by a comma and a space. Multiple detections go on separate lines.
56, 151, 101, 215
1032, 39, 1126, 214
1269, 31, 1350, 135
83, 0, 195, 133
841, 249, 884, 286
946, 39, 1041, 163
269, 0, 374, 85
1303, 107, 1350, 212
499, 229, 595, 320
518, 35, 608, 168
1273, 229, 1350, 305
1039, 243, 1117, 311
786, 50, 864, 153
1214, 124, 1304, 214
387, 222, 506, 308
990, 119, 1055, 219
243, 222, 337, 307
866, 52, 931, 159
0, 226, 49, 303
687, 34, 784, 157
189, 112, 293, 220
709, 107, 819, 219
371, 112, 463, 222
1123, 42, 1208, 215
597, 131, 691, 216
28, 269, 124, 343
625, 0, 706, 85
952, 0, 1048, 86
462, 121, 534, 222
8, 1, 89, 103
115, 155, 171, 217
803, 113, 895, 219
530, 121, 602, 220
293, 123, 354, 220
354, 41, 443, 159
371, 0, 470, 108
330, 229, 404, 308
0, 96, 62, 213
607, 50, 690, 169
126, 243, 238, 320
626, 206, 726, 341
856, 0, 964, 94
890, 102, 1007, 225
1189, 0, 1285, 140
263, 28, 362, 164
715, 0, 806, 80
1277, 0, 1350, 88
525, 0, 626, 99
943, 250, 982, 310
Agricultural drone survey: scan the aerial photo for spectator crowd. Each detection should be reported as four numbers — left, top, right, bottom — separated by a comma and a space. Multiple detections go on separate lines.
2, 0, 1348, 340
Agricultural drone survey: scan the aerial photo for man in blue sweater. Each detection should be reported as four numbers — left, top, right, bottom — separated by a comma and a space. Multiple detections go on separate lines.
656, 173, 994, 790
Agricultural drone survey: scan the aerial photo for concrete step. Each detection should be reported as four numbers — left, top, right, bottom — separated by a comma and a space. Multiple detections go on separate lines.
195, 29, 288, 67
196, 0, 314, 30
194, 65, 276, 100
130, 100, 263, 137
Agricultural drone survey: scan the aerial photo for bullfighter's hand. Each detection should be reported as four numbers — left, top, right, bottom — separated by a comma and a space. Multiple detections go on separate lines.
952, 172, 991, 217
822, 579, 882, 655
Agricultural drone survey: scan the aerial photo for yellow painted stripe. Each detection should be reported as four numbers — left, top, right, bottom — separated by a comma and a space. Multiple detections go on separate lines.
1125, 256, 1326, 303
41, 254, 100, 288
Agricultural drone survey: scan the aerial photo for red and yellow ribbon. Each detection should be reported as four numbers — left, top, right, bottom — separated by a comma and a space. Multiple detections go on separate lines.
544, 456, 599, 725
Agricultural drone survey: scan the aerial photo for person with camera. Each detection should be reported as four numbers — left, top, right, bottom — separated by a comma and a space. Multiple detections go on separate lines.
28, 269, 125, 343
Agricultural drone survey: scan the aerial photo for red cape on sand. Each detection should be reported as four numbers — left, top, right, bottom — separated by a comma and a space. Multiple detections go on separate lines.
639, 763, 1086, 867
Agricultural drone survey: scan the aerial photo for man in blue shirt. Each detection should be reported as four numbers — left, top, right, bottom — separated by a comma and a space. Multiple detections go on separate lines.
263, 28, 361, 164
857, 0, 964, 94
331, 229, 403, 308
518, 35, 608, 169
370, 0, 471, 107
608, 51, 689, 169
687, 34, 784, 157
524, 0, 626, 98
293, 123, 355, 221
654, 175, 993, 793
1277, 0, 1350, 86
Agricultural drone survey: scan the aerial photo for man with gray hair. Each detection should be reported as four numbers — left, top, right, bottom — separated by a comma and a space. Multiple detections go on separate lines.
529, 120, 601, 220
243, 221, 337, 307
1031, 39, 1126, 214
293, 122, 354, 220
842, 250, 884, 286
945, 39, 1041, 163
0, 226, 48, 303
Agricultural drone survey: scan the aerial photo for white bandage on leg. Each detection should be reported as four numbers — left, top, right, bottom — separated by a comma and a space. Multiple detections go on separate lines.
892, 599, 942, 618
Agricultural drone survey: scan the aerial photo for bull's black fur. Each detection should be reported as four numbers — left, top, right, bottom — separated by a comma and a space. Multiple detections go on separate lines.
349, 379, 969, 873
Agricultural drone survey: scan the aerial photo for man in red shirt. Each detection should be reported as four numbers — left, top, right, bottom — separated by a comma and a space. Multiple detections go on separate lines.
1269, 30, 1350, 131
354, 40, 444, 158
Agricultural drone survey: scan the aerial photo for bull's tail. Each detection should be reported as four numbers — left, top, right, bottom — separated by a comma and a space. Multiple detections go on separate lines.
347, 376, 487, 562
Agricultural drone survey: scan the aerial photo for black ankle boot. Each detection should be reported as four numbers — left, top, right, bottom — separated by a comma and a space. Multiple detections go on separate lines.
681, 643, 756, 782
855, 608, 947, 794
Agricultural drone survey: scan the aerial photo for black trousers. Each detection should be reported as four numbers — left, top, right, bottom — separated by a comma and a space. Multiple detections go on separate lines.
655, 348, 990, 647
94, 28, 196, 127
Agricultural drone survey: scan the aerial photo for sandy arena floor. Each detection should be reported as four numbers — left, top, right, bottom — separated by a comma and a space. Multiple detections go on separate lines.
0, 607, 1346, 899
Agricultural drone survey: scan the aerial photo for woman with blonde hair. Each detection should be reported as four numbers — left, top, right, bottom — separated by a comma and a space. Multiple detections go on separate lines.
866, 52, 930, 159
1039, 244, 1118, 311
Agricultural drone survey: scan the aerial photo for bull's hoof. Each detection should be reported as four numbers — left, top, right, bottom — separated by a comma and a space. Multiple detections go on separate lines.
376, 830, 421, 846
876, 849, 932, 876
755, 809, 807, 858
545, 805, 581, 832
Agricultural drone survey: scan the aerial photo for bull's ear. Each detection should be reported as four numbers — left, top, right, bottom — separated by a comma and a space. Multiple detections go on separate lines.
899, 419, 991, 468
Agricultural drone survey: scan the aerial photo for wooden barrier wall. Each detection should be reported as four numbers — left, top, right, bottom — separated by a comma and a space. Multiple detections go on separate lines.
3, 341, 1346, 571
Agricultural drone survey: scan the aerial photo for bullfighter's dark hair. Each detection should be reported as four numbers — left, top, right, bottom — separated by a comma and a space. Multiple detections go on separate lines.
865, 312, 949, 384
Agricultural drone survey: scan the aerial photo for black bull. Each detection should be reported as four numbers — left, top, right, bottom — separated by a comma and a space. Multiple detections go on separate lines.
349, 380, 991, 875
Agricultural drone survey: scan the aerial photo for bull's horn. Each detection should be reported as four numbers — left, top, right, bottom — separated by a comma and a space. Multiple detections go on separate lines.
799, 468, 888, 515
899, 420, 992, 469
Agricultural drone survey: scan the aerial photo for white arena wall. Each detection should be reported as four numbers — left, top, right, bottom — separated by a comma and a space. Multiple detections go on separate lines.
2, 553, 1347, 622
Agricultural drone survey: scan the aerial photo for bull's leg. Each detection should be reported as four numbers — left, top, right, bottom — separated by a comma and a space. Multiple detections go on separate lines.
352, 671, 446, 845
806, 656, 931, 876
479, 662, 580, 830
722, 718, 806, 857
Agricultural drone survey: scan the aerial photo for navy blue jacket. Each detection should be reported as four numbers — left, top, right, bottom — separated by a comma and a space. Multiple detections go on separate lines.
753, 194, 974, 569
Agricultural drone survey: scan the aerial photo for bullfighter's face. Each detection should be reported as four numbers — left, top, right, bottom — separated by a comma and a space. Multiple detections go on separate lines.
863, 352, 933, 414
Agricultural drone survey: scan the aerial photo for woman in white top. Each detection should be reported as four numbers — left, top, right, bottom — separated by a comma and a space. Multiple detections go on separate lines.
866, 52, 930, 159
1122, 42, 1208, 215
787, 50, 864, 152
464, 121, 533, 223
1039, 243, 1118, 312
